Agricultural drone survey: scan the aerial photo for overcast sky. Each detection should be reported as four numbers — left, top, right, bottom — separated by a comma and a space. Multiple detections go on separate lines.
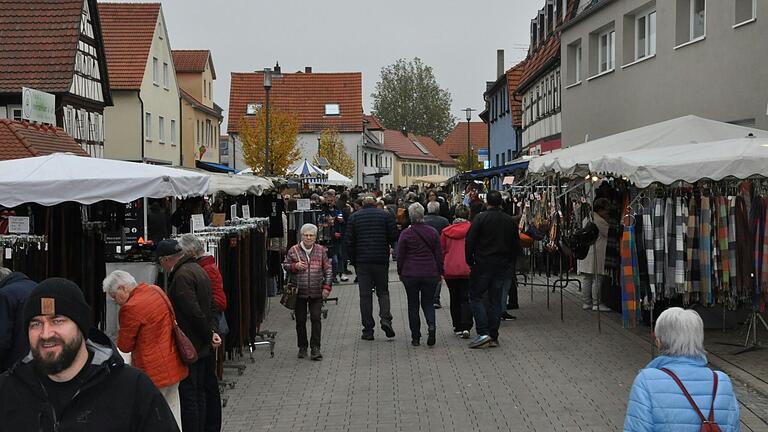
121, 0, 541, 130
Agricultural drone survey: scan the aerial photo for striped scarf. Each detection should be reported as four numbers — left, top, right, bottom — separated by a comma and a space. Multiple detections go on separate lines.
675, 197, 687, 294
621, 224, 641, 328
686, 197, 700, 297
643, 203, 656, 301
712, 207, 721, 303
735, 196, 754, 299
664, 197, 676, 298
728, 196, 739, 293
635, 212, 651, 303
716, 196, 731, 303
653, 198, 666, 295
700, 197, 713, 305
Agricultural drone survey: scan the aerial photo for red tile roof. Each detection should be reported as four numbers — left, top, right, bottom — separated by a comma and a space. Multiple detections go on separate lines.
383, 129, 440, 162
364, 115, 384, 130
418, 135, 456, 166
517, 34, 560, 93
506, 60, 527, 127
99, 3, 161, 90
440, 122, 488, 158
0, 119, 89, 160
228, 71, 363, 134
172, 50, 215, 78
0, 0, 84, 93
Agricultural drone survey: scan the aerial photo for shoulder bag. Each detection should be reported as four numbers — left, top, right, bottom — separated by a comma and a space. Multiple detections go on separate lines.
150, 285, 199, 365
659, 368, 722, 432
280, 247, 300, 310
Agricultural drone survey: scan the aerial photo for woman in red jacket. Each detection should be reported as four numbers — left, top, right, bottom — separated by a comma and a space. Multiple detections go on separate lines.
440, 204, 474, 339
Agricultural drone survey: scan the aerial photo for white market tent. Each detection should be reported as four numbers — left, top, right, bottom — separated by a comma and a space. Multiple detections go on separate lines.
527, 115, 768, 176
324, 168, 353, 186
0, 153, 210, 207
412, 174, 449, 185
590, 136, 768, 188
181, 168, 273, 196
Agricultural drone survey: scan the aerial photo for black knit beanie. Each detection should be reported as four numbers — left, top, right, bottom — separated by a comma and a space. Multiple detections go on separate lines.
23, 278, 91, 337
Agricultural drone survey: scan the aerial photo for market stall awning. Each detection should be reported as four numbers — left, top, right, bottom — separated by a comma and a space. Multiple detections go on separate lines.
412, 174, 449, 184
590, 135, 768, 187
287, 159, 325, 177
467, 159, 530, 179
527, 115, 768, 176
324, 168, 353, 187
196, 160, 238, 173
181, 167, 272, 196
0, 153, 210, 207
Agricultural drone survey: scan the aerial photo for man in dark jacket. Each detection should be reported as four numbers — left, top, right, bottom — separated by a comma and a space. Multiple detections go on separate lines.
465, 190, 521, 349
424, 202, 449, 308
0, 268, 36, 372
345, 195, 397, 340
157, 239, 219, 432
0, 277, 178, 431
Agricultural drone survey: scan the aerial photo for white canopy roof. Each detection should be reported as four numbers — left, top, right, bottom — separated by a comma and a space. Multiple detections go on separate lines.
0, 153, 210, 207
324, 168, 353, 186
182, 168, 273, 196
590, 136, 768, 188
528, 115, 768, 176
412, 174, 449, 184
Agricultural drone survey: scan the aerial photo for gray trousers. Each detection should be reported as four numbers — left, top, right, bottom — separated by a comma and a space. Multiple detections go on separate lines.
356, 263, 393, 335
582, 273, 604, 306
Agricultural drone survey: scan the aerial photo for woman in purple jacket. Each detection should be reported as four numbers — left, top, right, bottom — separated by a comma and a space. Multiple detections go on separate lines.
397, 203, 443, 347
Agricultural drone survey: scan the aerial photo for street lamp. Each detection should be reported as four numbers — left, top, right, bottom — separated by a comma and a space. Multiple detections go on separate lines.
464, 108, 475, 172
263, 68, 272, 176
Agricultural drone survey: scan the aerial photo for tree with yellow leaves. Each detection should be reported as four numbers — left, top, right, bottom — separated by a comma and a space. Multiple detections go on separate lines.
239, 107, 301, 175
314, 128, 355, 178
455, 151, 483, 172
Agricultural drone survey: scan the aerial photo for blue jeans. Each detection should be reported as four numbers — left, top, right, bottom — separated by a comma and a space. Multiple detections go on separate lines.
401, 276, 438, 339
469, 264, 504, 340
331, 254, 341, 276
498, 278, 512, 318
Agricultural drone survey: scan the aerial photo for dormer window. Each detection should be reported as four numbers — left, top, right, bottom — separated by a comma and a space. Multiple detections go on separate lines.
324, 103, 340, 116
246, 103, 261, 115
531, 20, 538, 47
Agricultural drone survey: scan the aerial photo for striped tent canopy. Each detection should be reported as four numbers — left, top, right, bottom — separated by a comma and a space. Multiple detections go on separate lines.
287, 159, 327, 183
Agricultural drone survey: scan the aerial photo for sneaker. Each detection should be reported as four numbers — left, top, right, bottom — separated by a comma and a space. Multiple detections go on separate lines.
488, 339, 499, 348
461, 330, 471, 339
297, 348, 307, 359
340, 275, 349, 282
593, 304, 612, 312
468, 335, 492, 349
433, 303, 442, 309
310, 348, 323, 361
361, 333, 374, 341
427, 330, 436, 347
411, 338, 420, 346
381, 322, 396, 338
501, 313, 516, 321
582, 303, 593, 310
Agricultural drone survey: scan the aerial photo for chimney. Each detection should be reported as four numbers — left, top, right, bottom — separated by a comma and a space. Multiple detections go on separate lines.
273, 61, 281, 74
401, 126, 408, 136
305, 66, 312, 73
496, 49, 505, 78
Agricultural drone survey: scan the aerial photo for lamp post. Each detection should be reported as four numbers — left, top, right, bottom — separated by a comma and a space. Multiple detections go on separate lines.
263, 68, 272, 176
463, 108, 475, 172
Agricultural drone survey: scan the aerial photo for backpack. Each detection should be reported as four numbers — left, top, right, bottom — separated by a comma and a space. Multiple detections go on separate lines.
396, 207, 407, 225
660, 368, 722, 432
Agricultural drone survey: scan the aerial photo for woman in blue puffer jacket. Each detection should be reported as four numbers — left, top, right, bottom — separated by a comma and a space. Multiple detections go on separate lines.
624, 307, 740, 431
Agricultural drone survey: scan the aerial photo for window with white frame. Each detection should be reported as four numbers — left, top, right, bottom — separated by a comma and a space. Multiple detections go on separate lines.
170, 119, 176, 145
598, 28, 616, 73
324, 104, 340, 116
145, 112, 152, 140
635, 8, 657, 60
691, 0, 706, 39
163, 62, 169, 89
158, 116, 165, 143
554, 70, 560, 108
675, 0, 705, 45
735, 0, 756, 25
152, 57, 158, 85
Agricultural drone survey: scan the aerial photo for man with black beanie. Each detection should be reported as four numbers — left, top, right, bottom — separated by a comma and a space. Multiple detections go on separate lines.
0, 277, 179, 431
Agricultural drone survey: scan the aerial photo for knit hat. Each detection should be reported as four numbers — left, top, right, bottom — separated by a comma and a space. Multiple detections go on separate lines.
23, 278, 91, 336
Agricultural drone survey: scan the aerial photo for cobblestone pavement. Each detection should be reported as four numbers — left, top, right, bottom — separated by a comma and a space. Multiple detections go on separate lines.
221, 269, 768, 432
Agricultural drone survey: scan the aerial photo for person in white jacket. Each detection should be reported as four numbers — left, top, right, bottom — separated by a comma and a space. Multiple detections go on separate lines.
577, 197, 612, 311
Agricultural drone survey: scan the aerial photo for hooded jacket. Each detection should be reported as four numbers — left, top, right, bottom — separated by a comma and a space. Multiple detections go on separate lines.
0, 328, 179, 431
197, 255, 226, 312
441, 221, 471, 279
0, 272, 36, 371
623, 355, 740, 432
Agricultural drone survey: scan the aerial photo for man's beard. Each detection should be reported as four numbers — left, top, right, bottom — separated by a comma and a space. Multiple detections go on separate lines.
32, 332, 84, 376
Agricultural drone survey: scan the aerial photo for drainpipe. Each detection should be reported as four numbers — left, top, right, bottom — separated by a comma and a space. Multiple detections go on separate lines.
178, 96, 183, 166
138, 92, 145, 162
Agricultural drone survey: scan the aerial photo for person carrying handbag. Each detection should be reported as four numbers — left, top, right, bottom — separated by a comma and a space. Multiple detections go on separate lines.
283, 224, 333, 361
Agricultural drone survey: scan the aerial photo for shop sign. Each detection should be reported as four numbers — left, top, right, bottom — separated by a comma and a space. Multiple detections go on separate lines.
297, 199, 311, 211
22, 87, 56, 125
230, 204, 238, 219
8, 216, 30, 234
191, 214, 205, 232
241, 205, 251, 219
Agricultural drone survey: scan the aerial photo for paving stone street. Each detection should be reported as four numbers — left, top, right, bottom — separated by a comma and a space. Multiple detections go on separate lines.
221, 269, 768, 432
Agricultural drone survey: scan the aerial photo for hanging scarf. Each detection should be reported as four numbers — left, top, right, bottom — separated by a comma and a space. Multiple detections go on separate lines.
754, 197, 767, 311
675, 196, 687, 294
634, 211, 651, 303
716, 196, 731, 304
711, 206, 721, 303
643, 203, 656, 302
621, 224, 641, 328
728, 196, 739, 293
686, 197, 700, 298
653, 198, 667, 296
664, 197, 676, 298
699, 196, 713, 305
735, 196, 754, 300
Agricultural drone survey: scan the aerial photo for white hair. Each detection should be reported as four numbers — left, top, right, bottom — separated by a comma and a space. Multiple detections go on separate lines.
655, 307, 706, 358
426, 201, 440, 215
300, 223, 318, 236
0, 267, 11, 283
178, 233, 205, 257
362, 195, 377, 205
103, 270, 137, 295
408, 202, 425, 223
